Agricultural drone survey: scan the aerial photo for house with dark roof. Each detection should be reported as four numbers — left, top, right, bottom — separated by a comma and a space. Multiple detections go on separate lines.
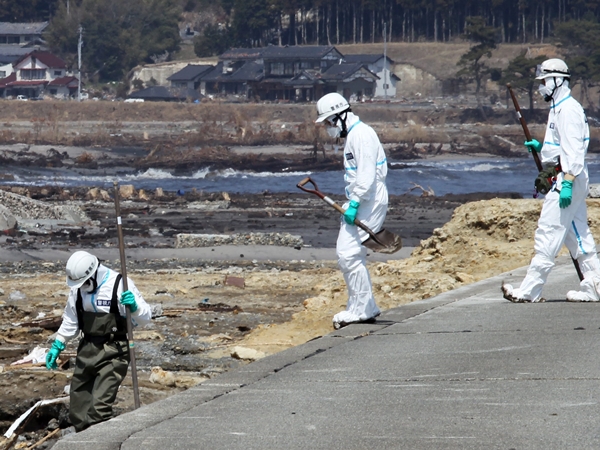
255, 45, 343, 101
167, 64, 213, 93
218, 61, 264, 97
319, 63, 379, 100
0, 22, 48, 46
204, 45, 379, 102
343, 54, 399, 98
200, 60, 264, 98
0, 50, 76, 99
0, 22, 49, 66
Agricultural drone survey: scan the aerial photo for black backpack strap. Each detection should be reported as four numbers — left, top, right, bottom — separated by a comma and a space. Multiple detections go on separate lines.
110, 274, 123, 315
76, 289, 83, 331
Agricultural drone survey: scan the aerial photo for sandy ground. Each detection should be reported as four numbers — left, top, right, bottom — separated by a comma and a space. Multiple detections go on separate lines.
1, 179, 499, 447
0, 188, 534, 448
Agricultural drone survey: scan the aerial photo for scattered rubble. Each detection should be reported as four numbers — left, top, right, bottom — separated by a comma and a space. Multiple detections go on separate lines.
176, 232, 304, 248
0, 189, 87, 223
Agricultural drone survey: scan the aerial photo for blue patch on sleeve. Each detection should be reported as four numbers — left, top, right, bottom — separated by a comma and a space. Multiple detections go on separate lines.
345, 152, 354, 160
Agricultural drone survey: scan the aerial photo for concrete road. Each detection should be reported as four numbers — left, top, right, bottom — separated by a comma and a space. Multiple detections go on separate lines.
0, 245, 414, 264
53, 255, 599, 450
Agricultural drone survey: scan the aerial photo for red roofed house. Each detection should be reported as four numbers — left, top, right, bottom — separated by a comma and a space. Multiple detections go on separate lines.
0, 50, 78, 99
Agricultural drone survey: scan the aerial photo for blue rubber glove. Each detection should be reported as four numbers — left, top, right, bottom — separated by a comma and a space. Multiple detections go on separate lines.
46, 339, 65, 370
524, 139, 542, 153
344, 200, 360, 225
559, 179, 573, 209
120, 290, 138, 313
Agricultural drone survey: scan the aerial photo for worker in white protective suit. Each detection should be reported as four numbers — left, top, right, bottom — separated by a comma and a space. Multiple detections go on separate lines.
315, 92, 388, 328
502, 58, 600, 302
46, 251, 152, 431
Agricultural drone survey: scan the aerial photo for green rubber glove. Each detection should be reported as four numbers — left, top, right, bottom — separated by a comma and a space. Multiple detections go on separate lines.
344, 200, 360, 225
46, 339, 66, 370
120, 289, 138, 313
559, 179, 573, 209
524, 139, 542, 153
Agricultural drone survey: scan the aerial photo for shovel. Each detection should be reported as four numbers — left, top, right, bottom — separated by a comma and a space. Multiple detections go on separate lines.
297, 177, 403, 254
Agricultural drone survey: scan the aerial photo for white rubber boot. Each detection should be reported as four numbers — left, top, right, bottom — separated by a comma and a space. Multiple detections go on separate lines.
566, 277, 600, 302
501, 283, 545, 303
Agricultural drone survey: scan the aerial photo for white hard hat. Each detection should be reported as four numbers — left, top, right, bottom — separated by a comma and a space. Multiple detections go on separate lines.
315, 92, 350, 123
536, 58, 570, 80
66, 251, 99, 288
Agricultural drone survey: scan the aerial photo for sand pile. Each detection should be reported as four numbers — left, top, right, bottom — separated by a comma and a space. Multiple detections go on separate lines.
236, 198, 600, 355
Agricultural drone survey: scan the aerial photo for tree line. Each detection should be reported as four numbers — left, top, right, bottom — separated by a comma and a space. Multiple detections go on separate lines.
194, 0, 600, 50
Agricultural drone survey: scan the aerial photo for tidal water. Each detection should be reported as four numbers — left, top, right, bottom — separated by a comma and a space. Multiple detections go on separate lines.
5, 155, 600, 198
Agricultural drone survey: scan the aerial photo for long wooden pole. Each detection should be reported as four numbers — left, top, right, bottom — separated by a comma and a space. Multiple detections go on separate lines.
507, 84, 584, 282
507, 84, 543, 172
113, 181, 141, 409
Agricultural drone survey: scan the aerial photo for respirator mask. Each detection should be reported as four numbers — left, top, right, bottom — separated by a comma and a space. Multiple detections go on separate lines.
325, 113, 348, 139
326, 122, 341, 138
538, 78, 559, 102
80, 273, 98, 294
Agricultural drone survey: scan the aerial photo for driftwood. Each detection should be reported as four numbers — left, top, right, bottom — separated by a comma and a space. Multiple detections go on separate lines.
18, 317, 62, 330
407, 182, 435, 197
162, 304, 242, 317
26, 427, 61, 449
2, 397, 69, 447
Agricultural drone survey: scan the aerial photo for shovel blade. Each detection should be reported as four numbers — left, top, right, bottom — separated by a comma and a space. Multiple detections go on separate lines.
363, 229, 403, 254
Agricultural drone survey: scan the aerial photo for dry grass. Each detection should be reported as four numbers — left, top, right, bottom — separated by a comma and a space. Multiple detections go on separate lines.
337, 42, 561, 79
0, 94, 567, 149
0, 99, 319, 124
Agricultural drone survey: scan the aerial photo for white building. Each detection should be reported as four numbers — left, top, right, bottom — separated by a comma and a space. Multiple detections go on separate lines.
343, 54, 399, 99
0, 51, 78, 99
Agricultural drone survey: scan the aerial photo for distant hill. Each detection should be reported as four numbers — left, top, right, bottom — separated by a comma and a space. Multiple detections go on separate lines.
336, 42, 562, 81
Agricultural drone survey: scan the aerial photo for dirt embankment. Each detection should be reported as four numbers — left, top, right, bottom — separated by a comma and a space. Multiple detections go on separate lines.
235, 197, 600, 354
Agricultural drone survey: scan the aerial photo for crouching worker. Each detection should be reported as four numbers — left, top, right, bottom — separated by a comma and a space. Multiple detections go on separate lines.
46, 250, 151, 431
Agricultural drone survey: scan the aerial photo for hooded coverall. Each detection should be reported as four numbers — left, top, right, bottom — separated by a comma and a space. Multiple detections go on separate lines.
506, 82, 600, 302
333, 111, 388, 326
55, 265, 152, 431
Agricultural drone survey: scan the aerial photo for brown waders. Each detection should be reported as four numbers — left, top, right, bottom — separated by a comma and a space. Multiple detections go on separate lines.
70, 274, 130, 432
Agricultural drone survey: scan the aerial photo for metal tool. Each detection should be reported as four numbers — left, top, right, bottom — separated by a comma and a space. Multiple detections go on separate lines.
297, 177, 403, 254
113, 181, 141, 409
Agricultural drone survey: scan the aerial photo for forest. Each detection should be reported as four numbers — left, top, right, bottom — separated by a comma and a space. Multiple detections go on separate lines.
5, 0, 599, 47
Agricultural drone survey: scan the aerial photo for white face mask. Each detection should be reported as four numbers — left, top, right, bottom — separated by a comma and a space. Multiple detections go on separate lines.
326, 125, 341, 138
325, 116, 342, 138
538, 78, 557, 101
80, 276, 98, 293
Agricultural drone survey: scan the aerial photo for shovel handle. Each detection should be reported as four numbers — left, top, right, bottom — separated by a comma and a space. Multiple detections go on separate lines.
296, 177, 378, 238
296, 177, 325, 199
507, 83, 543, 172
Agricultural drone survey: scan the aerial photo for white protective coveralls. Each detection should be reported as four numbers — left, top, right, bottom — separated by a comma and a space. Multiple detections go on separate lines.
56, 265, 152, 342
333, 111, 389, 326
503, 81, 600, 302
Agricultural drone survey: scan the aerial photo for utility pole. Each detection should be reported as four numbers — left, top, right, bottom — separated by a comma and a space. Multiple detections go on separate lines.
77, 26, 82, 102
383, 22, 388, 100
